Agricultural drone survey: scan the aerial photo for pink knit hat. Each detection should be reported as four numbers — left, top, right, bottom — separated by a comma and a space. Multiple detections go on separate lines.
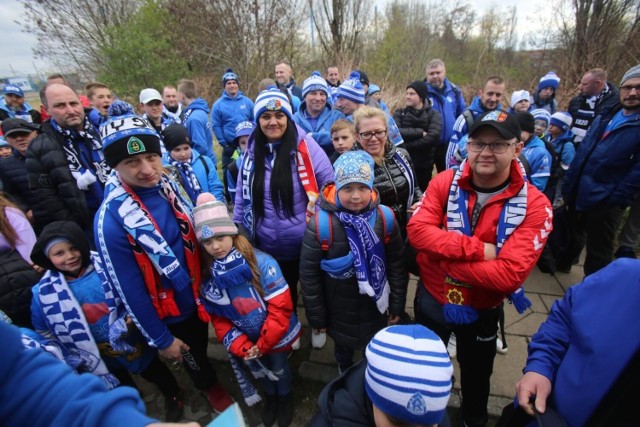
193, 193, 237, 241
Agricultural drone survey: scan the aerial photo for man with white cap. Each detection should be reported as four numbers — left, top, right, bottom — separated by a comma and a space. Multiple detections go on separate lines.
139, 88, 174, 134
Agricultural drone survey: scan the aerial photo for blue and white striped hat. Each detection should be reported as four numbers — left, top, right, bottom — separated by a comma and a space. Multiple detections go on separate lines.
253, 86, 293, 122
337, 71, 365, 105
302, 71, 329, 99
365, 325, 453, 425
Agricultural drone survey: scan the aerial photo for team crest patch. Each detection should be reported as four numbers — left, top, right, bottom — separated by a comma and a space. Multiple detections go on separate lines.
127, 137, 146, 154
406, 392, 427, 415
201, 225, 214, 238
482, 110, 509, 123
266, 99, 282, 111
267, 265, 277, 277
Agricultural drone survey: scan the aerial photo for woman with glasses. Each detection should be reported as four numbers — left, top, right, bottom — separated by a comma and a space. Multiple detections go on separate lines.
353, 106, 422, 237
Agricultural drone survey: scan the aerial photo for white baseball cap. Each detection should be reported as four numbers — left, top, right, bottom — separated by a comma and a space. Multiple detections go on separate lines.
139, 88, 162, 105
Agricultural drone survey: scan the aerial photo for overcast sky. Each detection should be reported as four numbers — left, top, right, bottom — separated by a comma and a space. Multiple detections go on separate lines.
0, 0, 547, 78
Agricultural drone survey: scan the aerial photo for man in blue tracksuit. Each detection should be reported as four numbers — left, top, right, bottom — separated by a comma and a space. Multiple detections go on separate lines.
425, 59, 466, 172
177, 79, 217, 166
446, 76, 505, 169
559, 64, 640, 276
211, 68, 254, 168
293, 71, 345, 156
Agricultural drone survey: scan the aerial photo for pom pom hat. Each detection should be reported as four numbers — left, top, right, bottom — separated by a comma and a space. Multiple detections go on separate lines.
337, 71, 366, 105
100, 100, 162, 167
302, 71, 329, 99
531, 108, 551, 126
538, 71, 561, 92
222, 68, 239, 85
193, 193, 238, 241
254, 86, 294, 123
550, 111, 573, 132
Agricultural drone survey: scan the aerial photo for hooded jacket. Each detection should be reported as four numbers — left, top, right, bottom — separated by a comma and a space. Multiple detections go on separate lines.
183, 98, 216, 163
210, 91, 254, 147
0, 98, 41, 124
393, 101, 442, 165
293, 102, 345, 156
426, 79, 466, 145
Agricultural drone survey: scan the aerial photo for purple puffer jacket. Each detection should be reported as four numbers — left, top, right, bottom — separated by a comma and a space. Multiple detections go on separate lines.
233, 125, 334, 260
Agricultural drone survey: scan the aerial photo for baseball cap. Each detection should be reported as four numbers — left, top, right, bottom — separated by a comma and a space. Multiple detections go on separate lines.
139, 88, 163, 105
1, 118, 39, 137
3, 85, 24, 97
469, 110, 521, 141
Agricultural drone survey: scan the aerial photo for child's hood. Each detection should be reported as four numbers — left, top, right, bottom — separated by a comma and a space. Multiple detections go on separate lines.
31, 221, 91, 272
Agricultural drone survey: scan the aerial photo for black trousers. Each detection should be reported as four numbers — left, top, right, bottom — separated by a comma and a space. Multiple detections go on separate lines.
434, 143, 448, 173
277, 259, 300, 311
114, 354, 180, 398
414, 283, 499, 427
166, 312, 217, 390
560, 204, 624, 276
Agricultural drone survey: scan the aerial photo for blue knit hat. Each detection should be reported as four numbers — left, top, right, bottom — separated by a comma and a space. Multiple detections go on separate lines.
538, 71, 560, 92
100, 101, 162, 167
0, 137, 8, 148
550, 111, 573, 131
302, 71, 329, 99
222, 68, 238, 86
368, 84, 381, 95
365, 325, 453, 425
3, 84, 24, 97
235, 120, 255, 138
531, 108, 551, 125
337, 71, 365, 105
253, 86, 293, 122
334, 150, 375, 190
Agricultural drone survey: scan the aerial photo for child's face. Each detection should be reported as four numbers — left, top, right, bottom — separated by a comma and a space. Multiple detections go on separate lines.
90, 88, 113, 115
337, 183, 372, 213
332, 129, 356, 154
548, 124, 563, 138
534, 120, 548, 137
48, 241, 83, 276
238, 136, 249, 153
202, 236, 234, 259
0, 146, 12, 158
514, 99, 530, 113
170, 143, 192, 163
371, 92, 381, 102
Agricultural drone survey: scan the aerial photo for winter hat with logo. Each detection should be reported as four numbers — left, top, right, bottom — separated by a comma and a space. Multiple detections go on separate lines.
139, 88, 162, 105
531, 108, 551, 126
510, 90, 531, 108
620, 64, 640, 86
161, 123, 191, 152
334, 150, 375, 191
469, 110, 521, 141
550, 111, 573, 131
193, 193, 238, 241
100, 101, 162, 167
337, 71, 366, 105
302, 71, 329, 99
254, 86, 294, 122
365, 324, 453, 425
3, 85, 24, 98
407, 81, 429, 102
222, 68, 239, 86
537, 71, 561, 92
235, 121, 255, 139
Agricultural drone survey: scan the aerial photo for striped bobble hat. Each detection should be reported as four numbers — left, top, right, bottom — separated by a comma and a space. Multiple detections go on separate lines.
365, 325, 453, 425
538, 71, 560, 92
222, 68, 238, 85
337, 71, 365, 105
302, 71, 329, 99
550, 111, 573, 131
193, 193, 237, 241
253, 86, 293, 122
531, 108, 551, 125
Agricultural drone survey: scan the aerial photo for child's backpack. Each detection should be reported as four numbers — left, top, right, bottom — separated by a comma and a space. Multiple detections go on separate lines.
315, 205, 395, 251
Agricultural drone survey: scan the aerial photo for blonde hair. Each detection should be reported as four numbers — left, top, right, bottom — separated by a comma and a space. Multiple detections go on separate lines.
330, 119, 356, 137
353, 106, 388, 133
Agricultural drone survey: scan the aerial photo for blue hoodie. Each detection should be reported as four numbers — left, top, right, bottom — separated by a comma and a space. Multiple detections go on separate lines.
164, 149, 225, 202
522, 135, 552, 191
210, 91, 254, 147
426, 79, 467, 145
183, 98, 216, 164
0, 98, 36, 122
293, 102, 345, 156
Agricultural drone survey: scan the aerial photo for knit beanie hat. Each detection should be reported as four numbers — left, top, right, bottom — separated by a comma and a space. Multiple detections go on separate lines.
538, 71, 560, 92
302, 71, 329, 99
531, 108, 551, 125
0, 137, 7, 148
407, 81, 429, 102
620, 64, 640, 85
235, 121, 255, 139
510, 90, 531, 108
193, 193, 238, 241
550, 111, 573, 131
222, 68, 238, 86
254, 86, 294, 123
334, 150, 375, 191
100, 101, 162, 167
365, 325, 453, 425
161, 123, 191, 152
356, 70, 370, 86
44, 237, 70, 257
337, 71, 366, 105
368, 84, 381, 95
516, 112, 535, 134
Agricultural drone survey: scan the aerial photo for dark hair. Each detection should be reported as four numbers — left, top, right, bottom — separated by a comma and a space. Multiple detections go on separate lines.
0, 193, 22, 247
252, 118, 298, 220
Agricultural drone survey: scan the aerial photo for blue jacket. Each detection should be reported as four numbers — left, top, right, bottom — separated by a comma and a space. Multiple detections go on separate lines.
521, 135, 552, 191
183, 98, 216, 164
426, 79, 466, 145
210, 91, 254, 147
563, 107, 640, 211
550, 130, 575, 170
524, 258, 640, 427
87, 109, 108, 134
164, 150, 225, 202
0, 98, 38, 123
0, 321, 156, 427
293, 103, 345, 156
530, 91, 557, 115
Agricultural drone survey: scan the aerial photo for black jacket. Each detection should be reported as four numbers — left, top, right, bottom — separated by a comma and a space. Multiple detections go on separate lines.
0, 150, 39, 215
299, 185, 407, 349
568, 82, 620, 141
0, 249, 41, 328
30, 221, 92, 273
393, 103, 442, 165
25, 122, 92, 231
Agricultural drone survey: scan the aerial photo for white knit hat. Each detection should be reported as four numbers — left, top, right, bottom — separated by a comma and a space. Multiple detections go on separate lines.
510, 90, 530, 108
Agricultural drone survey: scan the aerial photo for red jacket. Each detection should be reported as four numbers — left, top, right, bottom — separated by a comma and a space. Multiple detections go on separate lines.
407, 160, 552, 309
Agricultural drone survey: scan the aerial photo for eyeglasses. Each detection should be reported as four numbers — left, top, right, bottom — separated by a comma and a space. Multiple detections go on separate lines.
359, 129, 387, 140
467, 141, 515, 154
620, 84, 640, 93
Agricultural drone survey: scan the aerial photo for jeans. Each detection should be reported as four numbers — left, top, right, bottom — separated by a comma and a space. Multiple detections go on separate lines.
259, 352, 292, 396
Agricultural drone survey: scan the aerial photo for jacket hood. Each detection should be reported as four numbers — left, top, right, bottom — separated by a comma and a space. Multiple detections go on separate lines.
221, 90, 246, 100
318, 182, 381, 212
186, 98, 210, 114
31, 221, 91, 272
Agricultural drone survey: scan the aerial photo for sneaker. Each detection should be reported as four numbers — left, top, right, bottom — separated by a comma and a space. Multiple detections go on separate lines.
277, 392, 293, 427
262, 393, 278, 427
447, 333, 457, 358
164, 392, 184, 422
205, 382, 234, 414
496, 337, 508, 354
311, 330, 326, 349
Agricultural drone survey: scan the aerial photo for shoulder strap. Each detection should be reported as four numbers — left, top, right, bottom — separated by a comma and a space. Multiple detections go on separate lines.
376, 205, 395, 244
462, 109, 474, 130
315, 208, 333, 251
517, 153, 532, 182
198, 155, 210, 175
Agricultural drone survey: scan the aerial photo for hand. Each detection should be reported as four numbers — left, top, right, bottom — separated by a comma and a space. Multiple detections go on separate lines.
26, 210, 33, 221
388, 315, 400, 325
159, 338, 190, 362
244, 345, 260, 360
32, 264, 44, 274
516, 371, 552, 416
484, 242, 497, 261
407, 202, 420, 214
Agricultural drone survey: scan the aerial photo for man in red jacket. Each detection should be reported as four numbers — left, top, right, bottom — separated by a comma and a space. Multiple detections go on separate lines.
407, 110, 553, 427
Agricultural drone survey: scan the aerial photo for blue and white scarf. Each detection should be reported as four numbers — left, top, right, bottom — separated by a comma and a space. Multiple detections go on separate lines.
444, 159, 531, 323
392, 148, 416, 215
170, 156, 202, 200
210, 247, 253, 291
335, 209, 390, 313
36, 255, 119, 389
